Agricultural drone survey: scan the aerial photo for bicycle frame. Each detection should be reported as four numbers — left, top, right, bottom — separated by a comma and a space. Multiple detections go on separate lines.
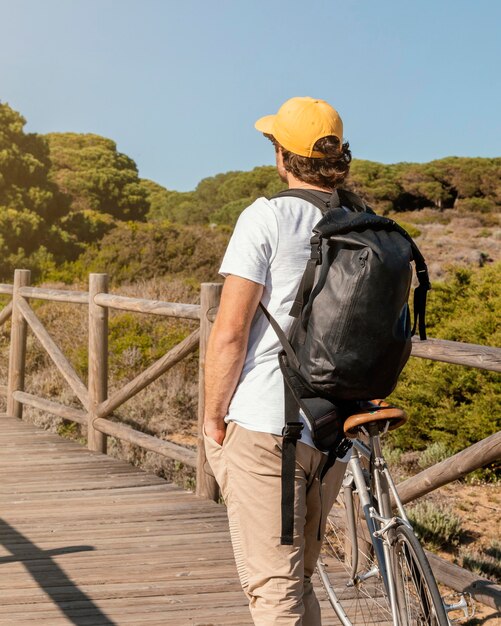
318, 426, 458, 626
345, 434, 415, 626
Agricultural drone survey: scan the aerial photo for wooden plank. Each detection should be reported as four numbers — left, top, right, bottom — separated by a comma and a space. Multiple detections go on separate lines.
94, 293, 201, 320
0, 416, 247, 624
0, 416, 347, 626
0, 283, 13, 295
411, 336, 501, 372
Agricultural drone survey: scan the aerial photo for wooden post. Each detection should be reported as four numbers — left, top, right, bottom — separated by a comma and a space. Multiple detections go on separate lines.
88, 273, 109, 453
196, 282, 222, 501
7, 270, 31, 418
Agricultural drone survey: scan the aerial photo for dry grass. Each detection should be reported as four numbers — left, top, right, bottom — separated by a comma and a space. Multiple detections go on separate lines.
396, 209, 501, 281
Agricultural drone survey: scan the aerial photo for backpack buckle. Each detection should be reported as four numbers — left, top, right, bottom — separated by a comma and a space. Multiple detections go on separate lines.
310, 235, 322, 263
282, 422, 304, 441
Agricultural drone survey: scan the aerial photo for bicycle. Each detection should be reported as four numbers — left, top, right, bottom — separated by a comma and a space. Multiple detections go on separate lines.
316, 400, 467, 626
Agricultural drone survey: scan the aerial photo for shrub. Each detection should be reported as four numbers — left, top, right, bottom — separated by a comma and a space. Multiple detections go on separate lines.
108, 312, 194, 379
417, 441, 452, 469
382, 445, 405, 467
457, 197, 497, 214
389, 262, 501, 457
407, 501, 463, 549
393, 220, 421, 239
47, 221, 230, 286
459, 541, 501, 583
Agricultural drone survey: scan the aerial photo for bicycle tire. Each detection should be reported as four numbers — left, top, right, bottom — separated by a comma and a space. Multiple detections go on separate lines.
392, 523, 449, 626
317, 489, 395, 625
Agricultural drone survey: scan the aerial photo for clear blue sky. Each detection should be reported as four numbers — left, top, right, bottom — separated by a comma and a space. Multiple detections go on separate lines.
1, 0, 500, 191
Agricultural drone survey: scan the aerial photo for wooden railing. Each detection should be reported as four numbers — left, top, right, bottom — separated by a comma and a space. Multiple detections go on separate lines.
0, 269, 222, 499
0, 269, 500, 610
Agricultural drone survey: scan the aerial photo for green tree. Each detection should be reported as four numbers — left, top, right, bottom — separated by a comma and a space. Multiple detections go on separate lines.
346, 160, 401, 213
144, 166, 284, 226
0, 101, 69, 277
46, 132, 149, 222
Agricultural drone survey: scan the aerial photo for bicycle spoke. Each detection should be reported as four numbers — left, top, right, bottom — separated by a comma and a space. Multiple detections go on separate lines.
392, 525, 449, 625
319, 496, 393, 625
317, 433, 448, 626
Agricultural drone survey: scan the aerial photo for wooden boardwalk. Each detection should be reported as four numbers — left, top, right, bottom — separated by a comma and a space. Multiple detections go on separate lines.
0, 415, 337, 626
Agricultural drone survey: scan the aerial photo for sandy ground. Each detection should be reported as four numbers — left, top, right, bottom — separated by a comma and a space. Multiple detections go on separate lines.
434, 482, 500, 624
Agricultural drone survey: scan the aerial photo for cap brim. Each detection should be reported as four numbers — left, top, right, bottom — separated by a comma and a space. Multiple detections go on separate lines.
254, 114, 275, 134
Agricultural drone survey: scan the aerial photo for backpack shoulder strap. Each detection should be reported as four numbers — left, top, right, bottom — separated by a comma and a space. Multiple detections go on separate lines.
273, 187, 375, 215
272, 188, 339, 212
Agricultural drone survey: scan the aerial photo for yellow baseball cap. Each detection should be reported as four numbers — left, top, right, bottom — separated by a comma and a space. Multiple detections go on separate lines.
255, 96, 343, 158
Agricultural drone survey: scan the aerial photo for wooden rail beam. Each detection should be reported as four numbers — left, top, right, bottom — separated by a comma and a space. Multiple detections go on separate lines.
16, 297, 89, 410
426, 551, 501, 611
13, 391, 87, 424
0, 301, 13, 326
97, 328, 200, 419
6, 270, 31, 417
396, 431, 501, 505
94, 293, 201, 319
0, 284, 14, 295
92, 417, 197, 467
411, 337, 501, 372
196, 282, 222, 502
18, 286, 89, 304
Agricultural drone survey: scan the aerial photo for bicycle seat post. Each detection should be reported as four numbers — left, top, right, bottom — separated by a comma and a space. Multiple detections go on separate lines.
367, 423, 384, 460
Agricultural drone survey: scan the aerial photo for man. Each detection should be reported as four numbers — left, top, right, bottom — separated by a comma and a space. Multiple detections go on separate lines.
203, 97, 352, 625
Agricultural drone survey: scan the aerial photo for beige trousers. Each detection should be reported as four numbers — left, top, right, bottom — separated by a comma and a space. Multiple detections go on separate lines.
204, 421, 347, 626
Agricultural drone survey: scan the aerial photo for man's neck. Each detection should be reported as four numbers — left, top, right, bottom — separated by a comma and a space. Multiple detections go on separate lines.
286, 173, 332, 193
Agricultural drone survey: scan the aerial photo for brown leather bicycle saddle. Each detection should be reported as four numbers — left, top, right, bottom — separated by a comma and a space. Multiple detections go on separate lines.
343, 399, 407, 438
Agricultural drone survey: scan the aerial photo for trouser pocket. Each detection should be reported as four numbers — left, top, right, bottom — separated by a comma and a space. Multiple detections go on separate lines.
203, 426, 228, 498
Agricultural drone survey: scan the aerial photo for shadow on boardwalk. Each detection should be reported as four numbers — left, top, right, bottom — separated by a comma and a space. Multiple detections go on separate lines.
0, 519, 117, 626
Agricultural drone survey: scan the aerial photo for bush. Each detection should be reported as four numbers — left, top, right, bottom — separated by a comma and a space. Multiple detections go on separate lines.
407, 501, 463, 549
457, 197, 497, 214
46, 221, 230, 286
389, 262, 501, 456
459, 541, 501, 583
393, 220, 421, 239
417, 442, 452, 469
107, 312, 194, 378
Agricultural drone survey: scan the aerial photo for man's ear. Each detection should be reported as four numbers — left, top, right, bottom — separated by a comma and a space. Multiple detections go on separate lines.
275, 148, 288, 184
276, 146, 283, 166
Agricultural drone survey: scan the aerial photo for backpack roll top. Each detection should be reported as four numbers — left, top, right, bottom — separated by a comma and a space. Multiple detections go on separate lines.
313, 209, 431, 342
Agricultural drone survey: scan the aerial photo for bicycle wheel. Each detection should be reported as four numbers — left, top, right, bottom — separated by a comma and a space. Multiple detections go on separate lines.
318, 486, 395, 625
392, 523, 449, 626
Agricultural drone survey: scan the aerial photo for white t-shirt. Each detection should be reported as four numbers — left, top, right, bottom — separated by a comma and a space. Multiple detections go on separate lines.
219, 194, 325, 449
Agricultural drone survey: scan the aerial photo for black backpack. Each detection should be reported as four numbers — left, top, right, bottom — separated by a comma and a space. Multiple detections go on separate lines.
261, 188, 431, 544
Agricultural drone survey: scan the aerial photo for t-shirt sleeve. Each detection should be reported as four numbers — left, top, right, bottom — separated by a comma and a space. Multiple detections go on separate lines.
219, 198, 278, 286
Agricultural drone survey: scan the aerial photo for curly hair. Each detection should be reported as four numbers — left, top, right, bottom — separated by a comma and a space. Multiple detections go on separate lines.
267, 135, 352, 189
